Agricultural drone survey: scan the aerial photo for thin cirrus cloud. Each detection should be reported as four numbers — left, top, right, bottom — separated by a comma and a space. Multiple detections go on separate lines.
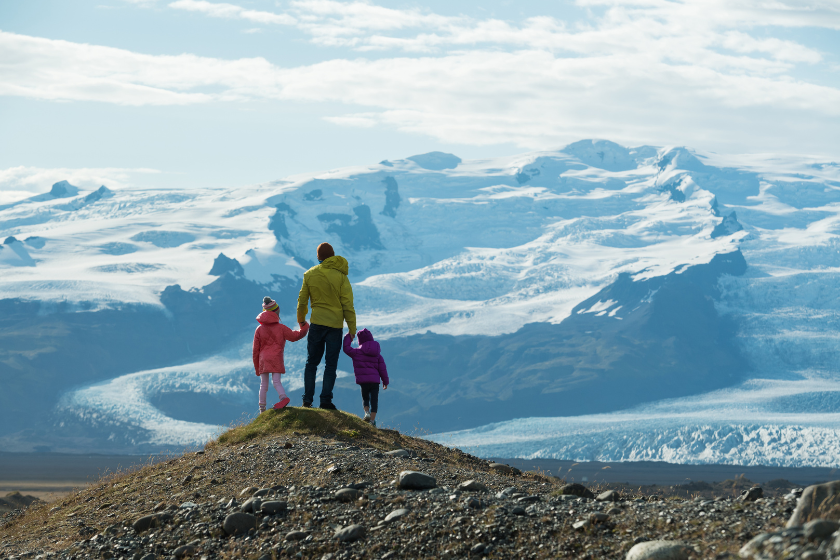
2, 0, 839, 152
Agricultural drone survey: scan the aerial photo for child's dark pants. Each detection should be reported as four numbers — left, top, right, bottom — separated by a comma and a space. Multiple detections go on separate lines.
360, 383, 380, 413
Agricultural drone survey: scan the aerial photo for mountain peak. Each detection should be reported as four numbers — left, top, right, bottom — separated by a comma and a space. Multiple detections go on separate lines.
49, 180, 80, 198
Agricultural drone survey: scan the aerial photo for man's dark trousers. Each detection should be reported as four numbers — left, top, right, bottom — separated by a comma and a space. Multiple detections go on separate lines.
303, 323, 343, 406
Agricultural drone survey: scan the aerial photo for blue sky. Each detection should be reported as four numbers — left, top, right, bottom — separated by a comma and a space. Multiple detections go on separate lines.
1, 0, 839, 199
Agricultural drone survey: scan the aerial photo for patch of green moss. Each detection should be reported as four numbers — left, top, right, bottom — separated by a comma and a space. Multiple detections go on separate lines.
215, 407, 378, 446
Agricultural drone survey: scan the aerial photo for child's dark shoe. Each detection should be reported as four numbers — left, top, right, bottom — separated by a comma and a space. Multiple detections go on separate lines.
302, 400, 312, 408
363, 413, 371, 422
370, 419, 376, 428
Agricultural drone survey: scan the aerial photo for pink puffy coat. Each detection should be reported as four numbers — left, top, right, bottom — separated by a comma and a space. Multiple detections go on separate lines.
252, 311, 309, 375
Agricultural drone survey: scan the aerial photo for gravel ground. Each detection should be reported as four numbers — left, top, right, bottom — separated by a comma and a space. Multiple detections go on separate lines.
0, 409, 829, 560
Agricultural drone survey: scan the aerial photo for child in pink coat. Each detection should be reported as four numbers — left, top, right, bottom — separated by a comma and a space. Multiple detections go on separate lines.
253, 297, 309, 413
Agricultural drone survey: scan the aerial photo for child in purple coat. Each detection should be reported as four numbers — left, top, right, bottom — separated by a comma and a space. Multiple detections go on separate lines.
343, 328, 389, 427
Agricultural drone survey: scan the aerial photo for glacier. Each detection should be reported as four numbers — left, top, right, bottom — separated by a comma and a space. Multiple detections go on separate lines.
1, 140, 839, 466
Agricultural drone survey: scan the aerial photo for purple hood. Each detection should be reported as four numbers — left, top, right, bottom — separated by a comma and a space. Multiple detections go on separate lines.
343, 329, 389, 385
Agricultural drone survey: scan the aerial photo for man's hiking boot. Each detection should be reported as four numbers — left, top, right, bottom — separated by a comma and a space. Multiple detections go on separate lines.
319, 402, 337, 411
302, 400, 312, 408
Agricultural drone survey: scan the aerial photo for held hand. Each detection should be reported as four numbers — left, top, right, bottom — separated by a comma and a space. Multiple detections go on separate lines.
383, 384, 388, 390
299, 322, 307, 329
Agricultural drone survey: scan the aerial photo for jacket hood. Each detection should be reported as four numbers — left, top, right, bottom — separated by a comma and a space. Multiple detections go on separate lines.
256, 311, 280, 325
357, 328, 374, 344
320, 255, 349, 276
360, 340, 381, 356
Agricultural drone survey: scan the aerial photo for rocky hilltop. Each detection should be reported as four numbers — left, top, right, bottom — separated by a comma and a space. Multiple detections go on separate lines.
2, 408, 840, 560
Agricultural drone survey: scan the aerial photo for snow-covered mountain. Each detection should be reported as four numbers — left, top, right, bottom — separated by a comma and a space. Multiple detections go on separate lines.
1, 140, 839, 466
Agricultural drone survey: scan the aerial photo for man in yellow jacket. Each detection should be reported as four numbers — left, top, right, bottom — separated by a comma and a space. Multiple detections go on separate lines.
297, 242, 357, 409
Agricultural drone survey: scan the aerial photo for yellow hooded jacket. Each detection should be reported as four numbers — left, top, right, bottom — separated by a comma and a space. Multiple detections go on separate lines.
296, 255, 357, 336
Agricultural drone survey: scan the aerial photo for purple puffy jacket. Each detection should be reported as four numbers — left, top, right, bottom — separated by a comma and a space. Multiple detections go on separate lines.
342, 329, 389, 385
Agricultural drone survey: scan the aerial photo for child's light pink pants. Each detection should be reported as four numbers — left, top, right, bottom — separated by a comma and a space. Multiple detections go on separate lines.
259, 373, 287, 410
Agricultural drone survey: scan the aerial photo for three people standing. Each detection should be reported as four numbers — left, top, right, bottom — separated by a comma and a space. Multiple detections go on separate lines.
252, 241, 389, 421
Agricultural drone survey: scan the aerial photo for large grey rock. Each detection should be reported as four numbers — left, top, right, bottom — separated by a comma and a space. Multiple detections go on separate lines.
132, 513, 172, 533
223, 512, 257, 535
240, 497, 262, 513
253, 488, 272, 497
458, 480, 487, 492
739, 486, 763, 502
789, 481, 840, 527
384, 508, 410, 523
335, 488, 363, 502
597, 490, 620, 502
805, 519, 840, 541
560, 483, 595, 499
398, 471, 437, 490
386, 449, 409, 458
335, 524, 365, 542
260, 501, 287, 515
626, 541, 690, 560
488, 463, 516, 475
285, 530, 308, 541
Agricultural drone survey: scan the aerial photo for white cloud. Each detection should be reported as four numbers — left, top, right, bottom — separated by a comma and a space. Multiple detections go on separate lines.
169, 0, 296, 25
2, 0, 839, 154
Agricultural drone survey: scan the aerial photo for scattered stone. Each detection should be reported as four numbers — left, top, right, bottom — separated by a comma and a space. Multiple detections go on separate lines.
132, 513, 172, 533
788, 481, 840, 527
597, 490, 620, 502
239, 486, 258, 497
590, 512, 610, 523
253, 488, 272, 497
335, 488, 363, 502
285, 530, 308, 541
335, 524, 365, 542
224, 498, 237, 509
381, 508, 409, 524
488, 463, 516, 475
386, 449, 409, 458
260, 500, 287, 515
283, 442, 293, 448
607, 507, 623, 516
464, 497, 482, 509
511, 507, 526, 516
458, 480, 487, 492
626, 540, 690, 560
181, 475, 193, 485
223, 512, 257, 535
398, 471, 437, 490
739, 486, 763, 503
172, 544, 195, 558
470, 543, 486, 556
139, 554, 156, 560
517, 495, 540, 503
560, 483, 596, 499
573, 519, 590, 531
178, 501, 198, 509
